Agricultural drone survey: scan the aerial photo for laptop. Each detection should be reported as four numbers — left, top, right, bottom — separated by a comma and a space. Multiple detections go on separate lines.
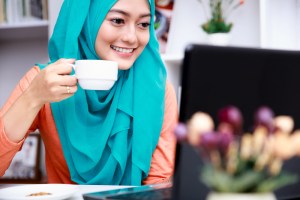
83, 44, 300, 200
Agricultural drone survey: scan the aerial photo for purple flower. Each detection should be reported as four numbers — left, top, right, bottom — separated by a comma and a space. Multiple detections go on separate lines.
174, 123, 188, 142
200, 132, 220, 151
254, 106, 275, 133
218, 132, 234, 153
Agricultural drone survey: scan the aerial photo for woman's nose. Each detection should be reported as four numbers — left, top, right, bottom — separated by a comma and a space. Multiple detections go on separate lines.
122, 25, 138, 44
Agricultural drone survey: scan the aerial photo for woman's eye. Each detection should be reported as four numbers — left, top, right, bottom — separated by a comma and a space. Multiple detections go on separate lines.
138, 23, 150, 29
111, 18, 125, 25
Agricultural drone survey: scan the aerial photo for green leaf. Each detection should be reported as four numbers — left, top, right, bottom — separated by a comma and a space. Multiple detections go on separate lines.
201, 19, 232, 34
154, 22, 160, 30
229, 171, 264, 193
201, 165, 232, 192
201, 165, 265, 193
256, 173, 298, 193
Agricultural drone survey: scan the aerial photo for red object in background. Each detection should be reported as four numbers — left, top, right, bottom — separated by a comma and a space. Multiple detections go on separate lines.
218, 105, 243, 135
155, 0, 174, 10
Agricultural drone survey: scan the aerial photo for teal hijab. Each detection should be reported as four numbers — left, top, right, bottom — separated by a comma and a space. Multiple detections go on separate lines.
40, 0, 166, 185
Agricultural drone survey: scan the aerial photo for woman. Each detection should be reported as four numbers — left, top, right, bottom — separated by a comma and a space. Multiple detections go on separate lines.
0, 0, 178, 185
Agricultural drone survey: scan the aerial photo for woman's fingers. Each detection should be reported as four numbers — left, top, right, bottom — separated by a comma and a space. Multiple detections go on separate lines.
47, 85, 78, 103
56, 58, 75, 64
48, 58, 75, 75
62, 85, 78, 95
44, 58, 78, 88
56, 74, 78, 87
48, 76, 78, 102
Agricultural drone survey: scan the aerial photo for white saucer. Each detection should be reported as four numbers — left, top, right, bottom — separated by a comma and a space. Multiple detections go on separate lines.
0, 184, 79, 200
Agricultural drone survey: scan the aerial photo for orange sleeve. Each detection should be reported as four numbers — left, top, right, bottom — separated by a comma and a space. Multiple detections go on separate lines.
143, 81, 178, 185
0, 66, 40, 176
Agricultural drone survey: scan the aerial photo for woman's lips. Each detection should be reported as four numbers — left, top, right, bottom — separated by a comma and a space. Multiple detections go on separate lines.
110, 45, 136, 58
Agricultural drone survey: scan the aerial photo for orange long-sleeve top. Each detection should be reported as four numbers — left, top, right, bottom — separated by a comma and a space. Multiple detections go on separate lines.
0, 66, 178, 185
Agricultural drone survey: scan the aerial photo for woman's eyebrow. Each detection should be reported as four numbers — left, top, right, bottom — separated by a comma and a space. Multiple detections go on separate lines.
109, 9, 151, 18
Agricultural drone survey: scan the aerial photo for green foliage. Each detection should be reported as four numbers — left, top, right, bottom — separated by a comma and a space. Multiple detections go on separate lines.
154, 21, 160, 30
200, 164, 298, 193
202, 19, 232, 34
200, 0, 234, 34
256, 173, 298, 193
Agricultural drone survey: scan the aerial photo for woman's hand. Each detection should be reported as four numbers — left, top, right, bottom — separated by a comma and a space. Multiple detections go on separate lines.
2, 58, 78, 142
28, 58, 78, 106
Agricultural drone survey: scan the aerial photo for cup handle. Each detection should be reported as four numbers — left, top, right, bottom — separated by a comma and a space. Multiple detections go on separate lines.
69, 64, 76, 77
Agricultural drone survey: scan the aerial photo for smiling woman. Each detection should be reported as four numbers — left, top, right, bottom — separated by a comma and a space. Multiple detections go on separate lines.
96, 0, 151, 70
0, 0, 178, 186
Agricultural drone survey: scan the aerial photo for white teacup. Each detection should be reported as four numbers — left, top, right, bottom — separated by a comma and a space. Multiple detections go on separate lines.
72, 60, 118, 90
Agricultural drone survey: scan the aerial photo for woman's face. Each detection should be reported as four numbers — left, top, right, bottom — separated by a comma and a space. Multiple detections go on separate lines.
95, 0, 151, 70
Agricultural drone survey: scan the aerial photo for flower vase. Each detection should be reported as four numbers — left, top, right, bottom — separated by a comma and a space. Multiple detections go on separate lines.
206, 33, 231, 46
206, 192, 276, 200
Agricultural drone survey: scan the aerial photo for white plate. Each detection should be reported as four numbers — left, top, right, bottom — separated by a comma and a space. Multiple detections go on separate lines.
0, 184, 79, 200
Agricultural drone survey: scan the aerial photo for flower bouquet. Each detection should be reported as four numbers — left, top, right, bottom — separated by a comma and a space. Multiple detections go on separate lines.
197, 0, 245, 34
174, 106, 300, 196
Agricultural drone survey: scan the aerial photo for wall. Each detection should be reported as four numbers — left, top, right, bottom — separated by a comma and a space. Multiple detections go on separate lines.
0, 38, 48, 107
261, 0, 300, 50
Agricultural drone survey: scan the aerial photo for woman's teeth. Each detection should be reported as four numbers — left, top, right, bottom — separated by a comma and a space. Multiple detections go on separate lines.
111, 45, 134, 53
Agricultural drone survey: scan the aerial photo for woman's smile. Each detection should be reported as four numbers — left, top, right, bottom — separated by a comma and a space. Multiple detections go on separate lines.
110, 45, 136, 58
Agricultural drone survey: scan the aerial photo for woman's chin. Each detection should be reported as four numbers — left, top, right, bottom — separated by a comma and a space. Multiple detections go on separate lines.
118, 63, 133, 70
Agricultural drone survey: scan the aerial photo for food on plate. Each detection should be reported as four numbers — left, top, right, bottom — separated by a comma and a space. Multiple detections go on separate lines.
27, 192, 52, 197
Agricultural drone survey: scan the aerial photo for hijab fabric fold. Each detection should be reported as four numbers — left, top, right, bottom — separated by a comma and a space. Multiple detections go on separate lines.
39, 0, 166, 185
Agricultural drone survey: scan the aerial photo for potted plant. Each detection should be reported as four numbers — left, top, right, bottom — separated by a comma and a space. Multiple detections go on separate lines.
174, 106, 300, 200
197, 0, 245, 45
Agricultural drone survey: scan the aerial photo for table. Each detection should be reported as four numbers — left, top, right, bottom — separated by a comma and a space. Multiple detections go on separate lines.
0, 184, 133, 200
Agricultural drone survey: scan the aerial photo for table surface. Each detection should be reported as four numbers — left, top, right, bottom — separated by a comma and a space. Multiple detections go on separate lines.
0, 184, 132, 200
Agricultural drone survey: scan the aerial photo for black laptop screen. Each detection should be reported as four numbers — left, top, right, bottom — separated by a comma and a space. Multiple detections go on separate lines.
179, 44, 300, 131
177, 44, 300, 200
